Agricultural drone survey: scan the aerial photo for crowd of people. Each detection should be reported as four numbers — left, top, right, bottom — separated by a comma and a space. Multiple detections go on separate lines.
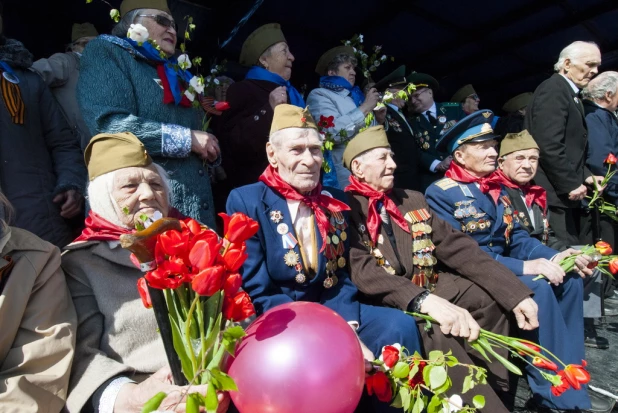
2, 0, 618, 412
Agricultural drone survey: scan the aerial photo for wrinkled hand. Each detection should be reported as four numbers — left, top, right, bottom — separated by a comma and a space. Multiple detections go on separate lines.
191, 130, 220, 162
512, 297, 539, 330
114, 367, 230, 413
420, 294, 480, 341
568, 184, 588, 201
585, 175, 606, 193
360, 88, 380, 115
552, 248, 593, 277
523, 258, 565, 285
435, 156, 453, 173
268, 86, 288, 109
52, 189, 83, 218
374, 106, 387, 124
359, 339, 375, 373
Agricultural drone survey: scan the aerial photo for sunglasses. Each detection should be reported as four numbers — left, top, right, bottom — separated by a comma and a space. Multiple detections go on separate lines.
468, 94, 480, 101
137, 14, 177, 32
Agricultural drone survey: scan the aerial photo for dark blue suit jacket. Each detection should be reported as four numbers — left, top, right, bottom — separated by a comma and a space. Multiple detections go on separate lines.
425, 178, 556, 276
226, 182, 360, 322
584, 100, 618, 203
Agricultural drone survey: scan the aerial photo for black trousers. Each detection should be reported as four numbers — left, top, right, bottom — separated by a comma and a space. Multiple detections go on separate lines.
548, 206, 587, 246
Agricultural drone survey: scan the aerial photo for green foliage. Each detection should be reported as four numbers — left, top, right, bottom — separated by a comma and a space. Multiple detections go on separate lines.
141, 392, 166, 413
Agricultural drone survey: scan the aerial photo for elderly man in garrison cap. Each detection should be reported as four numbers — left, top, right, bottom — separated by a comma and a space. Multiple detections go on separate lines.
524, 41, 605, 246
451, 84, 481, 115
214, 23, 304, 213
226, 104, 421, 412
425, 111, 612, 412
494, 92, 533, 138
31, 22, 98, 148
343, 126, 537, 411
406, 72, 465, 192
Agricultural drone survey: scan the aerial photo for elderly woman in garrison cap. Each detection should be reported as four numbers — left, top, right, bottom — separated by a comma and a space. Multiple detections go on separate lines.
62, 133, 229, 413
306, 46, 383, 189
77, 0, 219, 228
213, 23, 304, 213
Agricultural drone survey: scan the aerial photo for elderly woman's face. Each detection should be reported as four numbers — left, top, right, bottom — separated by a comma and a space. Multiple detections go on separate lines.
111, 165, 169, 228
329, 61, 356, 86
135, 9, 177, 57
259, 42, 294, 80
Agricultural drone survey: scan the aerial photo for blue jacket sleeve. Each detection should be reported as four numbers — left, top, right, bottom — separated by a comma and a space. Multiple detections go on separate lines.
586, 110, 618, 202
226, 190, 293, 315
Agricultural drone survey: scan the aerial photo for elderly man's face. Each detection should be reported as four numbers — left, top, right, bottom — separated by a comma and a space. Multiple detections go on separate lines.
111, 165, 169, 228
260, 42, 294, 81
266, 128, 322, 193
409, 87, 434, 114
564, 45, 602, 88
462, 94, 480, 114
499, 148, 540, 185
454, 140, 498, 178
353, 147, 397, 192
135, 9, 177, 57
329, 61, 356, 86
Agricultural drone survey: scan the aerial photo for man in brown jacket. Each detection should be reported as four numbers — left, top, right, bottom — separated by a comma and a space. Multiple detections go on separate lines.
343, 126, 539, 411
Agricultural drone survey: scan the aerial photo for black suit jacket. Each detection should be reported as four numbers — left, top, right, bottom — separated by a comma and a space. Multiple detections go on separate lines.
503, 187, 566, 251
524, 73, 592, 208
384, 105, 421, 191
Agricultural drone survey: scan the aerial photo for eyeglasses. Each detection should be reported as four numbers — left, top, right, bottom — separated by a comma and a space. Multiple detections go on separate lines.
468, 94, 480, 101
137, 14, 177, 32
410, 88, 430, 99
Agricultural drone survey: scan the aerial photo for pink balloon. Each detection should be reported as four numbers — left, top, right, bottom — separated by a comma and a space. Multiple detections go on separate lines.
227, 301, 365, 413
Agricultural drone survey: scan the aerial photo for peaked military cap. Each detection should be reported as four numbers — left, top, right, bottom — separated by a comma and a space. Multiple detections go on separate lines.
315, 45, 355, 76
406, 72, 439, 90
437, 110, 499, 154
374, 65, 407, 91
450, 84, 476, 103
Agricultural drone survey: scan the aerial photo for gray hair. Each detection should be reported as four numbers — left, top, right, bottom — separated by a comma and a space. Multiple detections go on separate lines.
269, 128, 323, 147
582, 71, 618, 101
351, 147, 394, 175
554, 41, 599, 72
87, 163, 171, 228
257, 43, 280, 68
327, 53, 358, 74
111, 9, 143, 37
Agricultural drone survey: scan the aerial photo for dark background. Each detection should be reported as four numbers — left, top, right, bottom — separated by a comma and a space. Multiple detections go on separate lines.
5, 0, 618, 113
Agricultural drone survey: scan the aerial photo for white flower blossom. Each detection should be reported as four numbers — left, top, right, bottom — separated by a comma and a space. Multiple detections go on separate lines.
344, 40, 351, 46
361, 52, 368, 59
184, 90, 195, 101
211, 68, 217, 74
190, 76, 205, 94
375, 45, 382, 52
127, 23, 149, 44
381, 55, 387, 61
214, 78, 220, 85
353, 47, 357, 53
358, 34, 364, 43
373, 60, 379, 66
206, 76, 212, 83
444, 395, 463, 412
177, 54, 192, 70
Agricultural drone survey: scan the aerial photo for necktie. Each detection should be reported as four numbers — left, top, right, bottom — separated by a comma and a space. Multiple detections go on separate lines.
426, 110, 438, 127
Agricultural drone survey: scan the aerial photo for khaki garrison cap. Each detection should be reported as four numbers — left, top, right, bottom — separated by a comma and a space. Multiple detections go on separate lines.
499, 130, 539, 158
270, 104, 317, 135
343, 126, 390, 169
84, 132, 152, 181
240, 23, 287, 67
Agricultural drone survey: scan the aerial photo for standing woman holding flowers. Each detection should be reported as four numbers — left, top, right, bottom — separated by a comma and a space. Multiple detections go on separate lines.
307, 46, 384, 189
62, 132, 229, 413
77, 0, 219, 228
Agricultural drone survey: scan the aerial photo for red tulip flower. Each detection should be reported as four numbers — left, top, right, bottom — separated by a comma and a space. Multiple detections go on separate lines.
551, 371, 571, 397
366, 371, 393, 403
318, 115, 335, 129
604, 153, 617, 165
563, 361, 590, 390
532, 357, 559, 372
609, 258, 618, 275
381, 345, 401, 369
517, 341, 541, 356
192, 265, 226, 296
223, 272, 242, 296
221, 244, 248, 272
137, 277, 152, 308
223, 290, 255, 321
595, 241, 612, 256
215, 101, 230, 111
219, 213, 259, 243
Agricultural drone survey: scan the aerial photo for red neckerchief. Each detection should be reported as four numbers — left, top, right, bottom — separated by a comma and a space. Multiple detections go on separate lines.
494, 169, 547, 212
259, 165, 350, 251
344, 176, 410, 244
73, 211, 133, 242
445, 162, 503, 204
157, 65, 192, 108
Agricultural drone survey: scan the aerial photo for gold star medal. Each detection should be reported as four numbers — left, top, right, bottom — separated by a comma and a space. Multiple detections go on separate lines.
284, 250, 300, 267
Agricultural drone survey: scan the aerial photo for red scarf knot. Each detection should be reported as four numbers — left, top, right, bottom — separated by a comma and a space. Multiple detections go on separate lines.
445, 162, 503, 204
493, 169, 547, 213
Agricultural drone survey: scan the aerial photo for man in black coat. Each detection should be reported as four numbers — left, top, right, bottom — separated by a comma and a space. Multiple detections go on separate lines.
524, 41, 604, 246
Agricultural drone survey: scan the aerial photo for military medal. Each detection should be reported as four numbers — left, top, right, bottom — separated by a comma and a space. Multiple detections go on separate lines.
295, 272, 306, 283
340, 231, 347, 241
284, 250, 300, 266
270, 210, 283, 223
423, 142, 430, 150
438, 115, 446, 124
281, 232, 298, 249
500, 196, 515, 245
277, 223, 289, 235
323, 277, 334, 288
378, 234, 384, 244
2, 71, 19, 84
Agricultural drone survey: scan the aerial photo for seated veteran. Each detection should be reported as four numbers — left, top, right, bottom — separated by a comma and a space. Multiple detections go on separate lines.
373, 66, 421, 192
226, 105, 421, 413
342, 126, 537, 412
62, 133, 229, 413
307, 45, 383, 188
0, 193, 76, 412
425, 111, 601, 412
497, 131, 609, 351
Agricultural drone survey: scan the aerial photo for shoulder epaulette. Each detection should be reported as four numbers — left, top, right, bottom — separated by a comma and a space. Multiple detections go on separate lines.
441, 102, 459, 107
434, 177, 458, 190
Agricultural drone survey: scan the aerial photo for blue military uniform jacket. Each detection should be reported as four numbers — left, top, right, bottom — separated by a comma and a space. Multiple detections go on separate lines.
408, 102, 465, 189
425, 177, 557, 276
226, 182, 360, 322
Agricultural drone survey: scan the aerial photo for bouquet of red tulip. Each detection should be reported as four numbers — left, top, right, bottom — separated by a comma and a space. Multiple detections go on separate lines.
406, 312, 591, 400
587, 153, 618, 221
533, 241, 617, 281
367, 344, 488, 412
125, 213, 259, 413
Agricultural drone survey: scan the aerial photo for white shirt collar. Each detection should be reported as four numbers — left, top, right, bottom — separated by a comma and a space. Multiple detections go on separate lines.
387, 103, 400, 112
422, 102, 437, 119
287, 200, 301, 223
560, 74, 580, 93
